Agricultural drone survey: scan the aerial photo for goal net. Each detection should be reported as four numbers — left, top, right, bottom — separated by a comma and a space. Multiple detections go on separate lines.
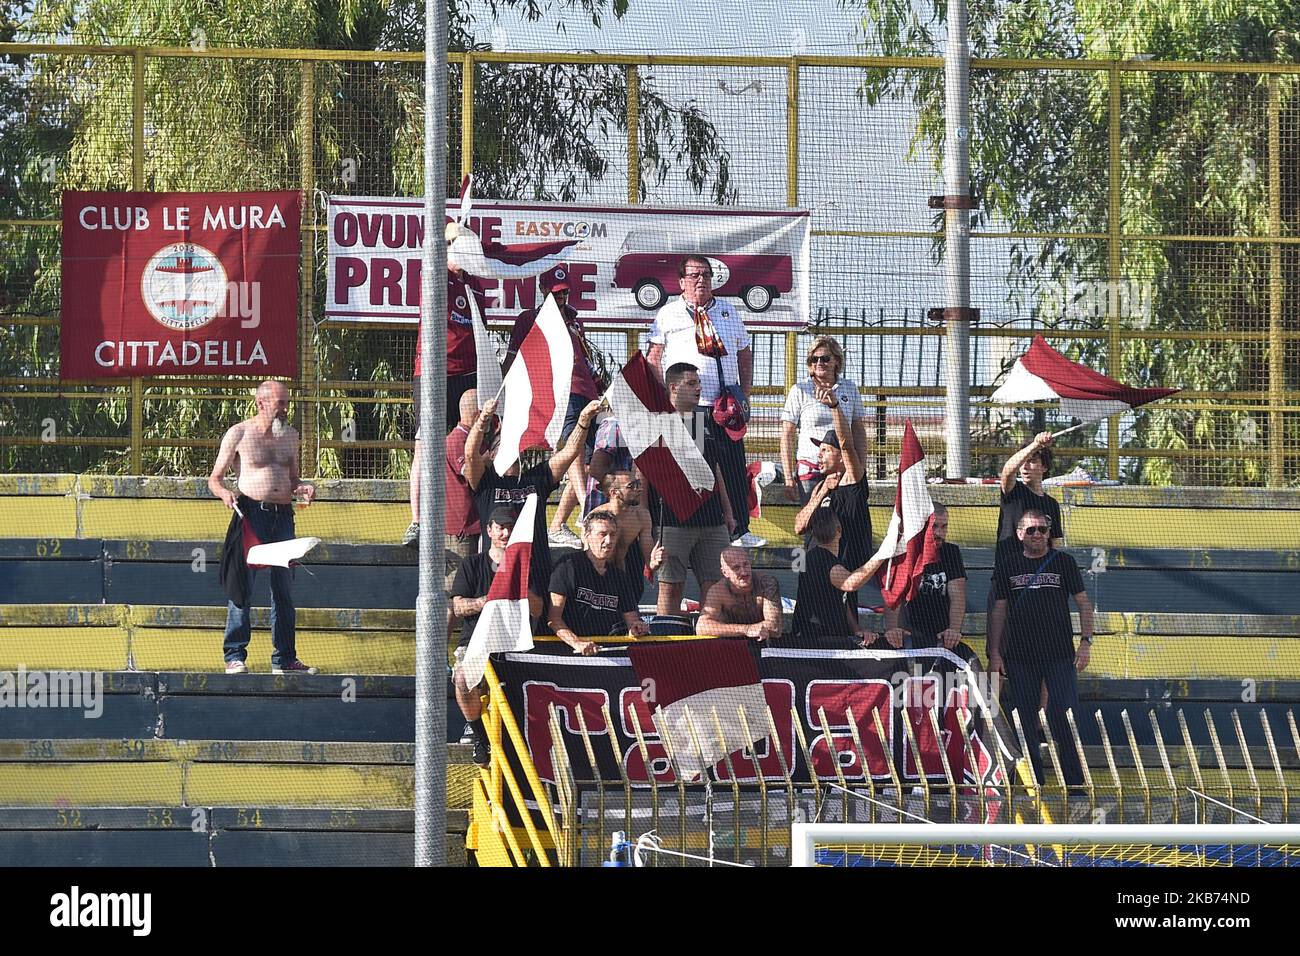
792, 823, 1300, 868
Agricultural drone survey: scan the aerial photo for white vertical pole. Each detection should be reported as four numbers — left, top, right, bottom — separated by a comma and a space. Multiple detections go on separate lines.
943, 0, 972, 477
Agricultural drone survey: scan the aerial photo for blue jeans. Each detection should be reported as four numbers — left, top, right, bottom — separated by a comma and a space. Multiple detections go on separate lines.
223, 498, 297, 666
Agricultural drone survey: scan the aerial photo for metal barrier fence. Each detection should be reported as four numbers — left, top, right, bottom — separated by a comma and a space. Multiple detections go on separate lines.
1, 45, 1297, 485
470, 653, 1300, 867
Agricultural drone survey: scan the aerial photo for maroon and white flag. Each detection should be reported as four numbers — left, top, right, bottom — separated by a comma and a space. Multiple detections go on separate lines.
607, 352, 715, 522
871, 421, 941, 610
991, 334, 1180, 423
493, 295, 573, 474
460, 494, 539, 689
627, 640, 768, 782
447, 176, 577, 279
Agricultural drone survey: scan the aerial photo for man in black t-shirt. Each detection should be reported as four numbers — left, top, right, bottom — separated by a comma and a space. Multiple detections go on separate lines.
790, 509, 885, 648
449, 505, 543, 766
465, 395, 603, 602
549, 510, 649, 654
878, 503, 975, 656
794, 390, 871, 570
997, 431, 1064, 552
988, 509, 1093, 787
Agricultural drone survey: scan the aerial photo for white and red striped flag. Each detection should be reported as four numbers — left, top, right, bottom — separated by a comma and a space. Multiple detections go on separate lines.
627, 640, 768, 782
607, 352, 715, 522
871, 420, 941, 609
459, 493, 539, 689
991, 334, 1179, 423
493, 295, 573, 474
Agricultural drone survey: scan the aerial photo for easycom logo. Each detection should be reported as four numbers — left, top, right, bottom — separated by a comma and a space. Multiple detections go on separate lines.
49, 886, 152, 936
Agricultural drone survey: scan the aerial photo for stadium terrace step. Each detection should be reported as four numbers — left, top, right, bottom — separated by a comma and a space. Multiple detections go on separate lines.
0, 807, 464, 866
2, 475, 1299, 550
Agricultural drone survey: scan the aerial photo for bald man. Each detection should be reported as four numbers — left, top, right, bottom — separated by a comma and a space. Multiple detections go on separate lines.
405, 388, 481, 560
209, 380, 317, 676
696, 547, 783, 642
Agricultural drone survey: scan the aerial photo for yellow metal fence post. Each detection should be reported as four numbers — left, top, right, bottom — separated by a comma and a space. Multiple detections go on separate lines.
299, 61, 318, 474
1106, 64, 1121, 481
461, 54, 475, 183
130, 49, 146, 474
627, 65, 640, 204
1268, 76, 1285, 488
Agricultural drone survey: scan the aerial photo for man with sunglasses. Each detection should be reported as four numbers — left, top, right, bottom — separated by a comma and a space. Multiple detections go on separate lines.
988, 508, 1093, 786
646, 255, 763, 548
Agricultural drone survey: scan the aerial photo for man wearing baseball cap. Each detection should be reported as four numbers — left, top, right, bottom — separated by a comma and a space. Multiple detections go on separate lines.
503, 266, 606, 551
793, 386, 873, 627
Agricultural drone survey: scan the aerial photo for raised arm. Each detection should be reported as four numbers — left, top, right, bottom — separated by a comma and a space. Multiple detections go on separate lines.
794, 475, 837, 535
463, 398, 497, 491
1000, 431, 1054, 494
821, 388, 861, 484
549, 400, 601, 482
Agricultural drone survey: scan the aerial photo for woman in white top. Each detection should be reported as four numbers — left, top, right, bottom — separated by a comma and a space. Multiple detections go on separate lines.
780, 335, 870, 502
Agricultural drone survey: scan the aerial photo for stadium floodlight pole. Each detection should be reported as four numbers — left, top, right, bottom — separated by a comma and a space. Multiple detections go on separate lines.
415, 0, 449, 867
942, 0, 972, 477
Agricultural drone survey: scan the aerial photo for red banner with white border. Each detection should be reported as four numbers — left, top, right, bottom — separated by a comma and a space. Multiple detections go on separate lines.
59, 191, 301, 379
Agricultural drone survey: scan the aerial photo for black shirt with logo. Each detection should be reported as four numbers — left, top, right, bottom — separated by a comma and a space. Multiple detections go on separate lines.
549, 552, 638, 638
473, 461, 556, 595
995, 482, 1064, 564
992, 548, 1085, 664
902, 542, 966, 639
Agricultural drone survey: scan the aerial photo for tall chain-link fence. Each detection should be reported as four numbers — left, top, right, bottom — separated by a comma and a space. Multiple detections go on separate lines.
1, 46, 1297, 486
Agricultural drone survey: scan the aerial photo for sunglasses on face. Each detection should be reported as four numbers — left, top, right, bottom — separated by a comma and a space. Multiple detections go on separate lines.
682, 271, 712, 281
623, 480, 643, 489
1022, 525, 1049, 536
808, 354, 834, 365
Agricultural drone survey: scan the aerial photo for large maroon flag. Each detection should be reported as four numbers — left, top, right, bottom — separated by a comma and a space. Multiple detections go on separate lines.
991, 335, 1179, 422
871, 421, 941, 610
606, 353, 715, 523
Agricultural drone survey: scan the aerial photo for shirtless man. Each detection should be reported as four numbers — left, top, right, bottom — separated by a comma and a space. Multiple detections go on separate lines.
208, 380, 317, 675
602, 468, 664, 605
696, 547, 783, 642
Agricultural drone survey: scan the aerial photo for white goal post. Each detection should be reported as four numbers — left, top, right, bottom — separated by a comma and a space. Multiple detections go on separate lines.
791, 823, 1300, 867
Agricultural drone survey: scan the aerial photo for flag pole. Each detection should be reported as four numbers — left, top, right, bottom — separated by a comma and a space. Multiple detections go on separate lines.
1049, 421, 1089, 439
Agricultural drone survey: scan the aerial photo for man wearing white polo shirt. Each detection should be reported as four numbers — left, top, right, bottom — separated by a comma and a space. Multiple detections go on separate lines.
646, 254, 764, 548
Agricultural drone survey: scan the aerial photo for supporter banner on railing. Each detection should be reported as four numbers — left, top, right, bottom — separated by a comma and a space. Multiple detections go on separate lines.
60, 191, 301, 379
495, 644, 1016, 791
326, 197, 810, 329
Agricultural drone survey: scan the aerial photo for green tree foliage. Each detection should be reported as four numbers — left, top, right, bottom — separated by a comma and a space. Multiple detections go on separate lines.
842, 0, 1300, 485
2, 0, 734, 477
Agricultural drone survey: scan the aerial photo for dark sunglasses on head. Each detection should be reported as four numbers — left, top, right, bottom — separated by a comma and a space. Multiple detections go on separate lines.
808, 354, 834, 365
1022, 525, 1049, 535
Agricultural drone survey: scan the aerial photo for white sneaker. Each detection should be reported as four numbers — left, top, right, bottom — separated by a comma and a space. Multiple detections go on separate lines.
225, 660, 248, 675
548, 526, 582, 548
731, 532, 767, 548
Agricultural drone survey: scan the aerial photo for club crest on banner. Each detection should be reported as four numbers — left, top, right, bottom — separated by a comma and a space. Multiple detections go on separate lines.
142, 242, 228, 330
